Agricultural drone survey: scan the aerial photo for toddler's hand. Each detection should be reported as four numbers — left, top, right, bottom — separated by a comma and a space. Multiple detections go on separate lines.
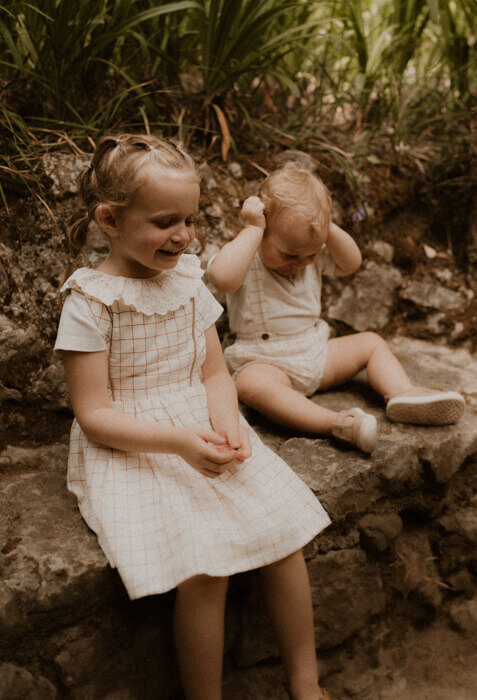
176, 426, 240, 479
241, 196, 266, 231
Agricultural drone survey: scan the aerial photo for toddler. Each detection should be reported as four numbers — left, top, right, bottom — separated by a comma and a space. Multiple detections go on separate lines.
208, 164, 465, 453
55, 135, 332, 700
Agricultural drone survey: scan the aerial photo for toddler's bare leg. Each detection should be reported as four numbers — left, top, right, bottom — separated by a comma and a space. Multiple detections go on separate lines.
261, 550, 325, 700
174, 574, 228, 700
236, 363, 337, 433
320, 332, 413, 399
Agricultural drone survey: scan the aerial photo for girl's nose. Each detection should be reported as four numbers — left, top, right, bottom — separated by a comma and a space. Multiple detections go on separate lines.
171, 223, 191, 242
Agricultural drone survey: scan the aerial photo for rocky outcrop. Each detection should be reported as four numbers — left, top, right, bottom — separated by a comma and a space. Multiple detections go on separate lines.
1, 339, 476, 698
328, 261, 403, 330
1, 151, 476, 697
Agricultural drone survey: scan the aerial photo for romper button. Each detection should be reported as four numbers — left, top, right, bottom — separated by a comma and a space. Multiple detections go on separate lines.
261, 333, 269, 340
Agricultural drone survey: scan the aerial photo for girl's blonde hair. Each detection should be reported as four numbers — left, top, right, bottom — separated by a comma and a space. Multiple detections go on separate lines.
259, 164, 331, 238
64, 133, 199, 281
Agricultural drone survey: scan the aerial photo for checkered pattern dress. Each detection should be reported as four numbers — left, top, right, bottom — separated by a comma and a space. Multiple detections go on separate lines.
57, 256, 330, 599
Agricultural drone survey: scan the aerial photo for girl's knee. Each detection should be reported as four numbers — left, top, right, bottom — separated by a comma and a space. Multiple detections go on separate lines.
177, 574, 228, 594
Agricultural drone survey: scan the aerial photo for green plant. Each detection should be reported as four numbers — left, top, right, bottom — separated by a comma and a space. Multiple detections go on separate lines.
427, 0, 475, 99
0, 0, 195, 122
185, 0, 319, 105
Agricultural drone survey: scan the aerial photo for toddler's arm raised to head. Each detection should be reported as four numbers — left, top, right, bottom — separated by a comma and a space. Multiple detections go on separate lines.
327, 222, 362, 276
208, 196, 266, 293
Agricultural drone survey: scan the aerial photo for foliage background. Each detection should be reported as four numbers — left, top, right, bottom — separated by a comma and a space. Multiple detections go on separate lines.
0, 0, 475, 250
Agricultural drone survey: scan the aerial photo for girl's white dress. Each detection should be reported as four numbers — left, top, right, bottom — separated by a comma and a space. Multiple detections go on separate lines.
55, 255, 330, 599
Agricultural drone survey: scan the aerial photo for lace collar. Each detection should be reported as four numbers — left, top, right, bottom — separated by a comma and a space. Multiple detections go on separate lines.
60, 254, 204, 316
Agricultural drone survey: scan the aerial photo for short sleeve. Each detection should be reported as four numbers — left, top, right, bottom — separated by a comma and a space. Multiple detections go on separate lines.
315, 244, 335, 277
195, 282, 223, 330
54, 290, 109, 352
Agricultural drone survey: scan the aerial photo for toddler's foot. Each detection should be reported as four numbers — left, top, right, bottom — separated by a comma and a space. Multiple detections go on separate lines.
331, 407, 377, 454
386, 387, 465, 425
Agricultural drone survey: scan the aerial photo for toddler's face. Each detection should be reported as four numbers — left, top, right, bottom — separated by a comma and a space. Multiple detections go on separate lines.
111, 167, 200, 278
259, 208, 326, 277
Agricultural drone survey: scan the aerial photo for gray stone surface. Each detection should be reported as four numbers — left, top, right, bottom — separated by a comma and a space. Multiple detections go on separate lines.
388, 337, 477, 396
279, 435, 423, 520
399, 281, 464, 310
42, 153, 91, 197
328, 261, 402, 330
0, 445, 112, 643
0, 337, 475, 696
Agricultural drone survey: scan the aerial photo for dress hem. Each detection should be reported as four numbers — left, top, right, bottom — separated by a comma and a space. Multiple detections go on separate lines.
114, 515, 331, 600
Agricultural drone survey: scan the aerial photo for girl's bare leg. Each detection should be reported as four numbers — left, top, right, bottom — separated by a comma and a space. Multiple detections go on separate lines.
174, 574, 229, 700
261, 550, 324, 700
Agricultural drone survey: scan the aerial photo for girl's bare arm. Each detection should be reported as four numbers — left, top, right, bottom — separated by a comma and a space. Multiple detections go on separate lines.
208, 196, 266, 293
60, 350, 237, 476
201, 325, 251, 458
326, 222, 362, 276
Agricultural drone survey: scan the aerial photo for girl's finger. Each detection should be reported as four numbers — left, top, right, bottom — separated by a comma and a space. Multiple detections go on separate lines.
201, 468, 221, 479
202, 444, 237, 464
238, 427, 252, 458
198, 427, 226, 445
224, 427, 240, 450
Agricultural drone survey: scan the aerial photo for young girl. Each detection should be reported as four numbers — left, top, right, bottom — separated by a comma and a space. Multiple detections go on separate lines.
54, 135, 332, 700
208, 164, 465, 454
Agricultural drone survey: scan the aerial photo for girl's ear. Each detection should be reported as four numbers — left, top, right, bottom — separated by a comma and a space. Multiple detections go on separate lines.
95, 204, 119, 238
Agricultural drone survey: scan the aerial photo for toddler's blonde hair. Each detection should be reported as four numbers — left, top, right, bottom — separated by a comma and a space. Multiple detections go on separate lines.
64, 133, 199, 281
259, 164, 331, 239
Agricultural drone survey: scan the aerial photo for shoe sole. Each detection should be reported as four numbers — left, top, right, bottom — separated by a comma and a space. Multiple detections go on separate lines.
386, 394, 465, 425
359, 414, 378, 453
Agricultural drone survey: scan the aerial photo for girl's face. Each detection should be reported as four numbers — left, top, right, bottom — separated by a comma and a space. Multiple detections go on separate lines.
105, 167, 200, 278
259, 208, 325, 277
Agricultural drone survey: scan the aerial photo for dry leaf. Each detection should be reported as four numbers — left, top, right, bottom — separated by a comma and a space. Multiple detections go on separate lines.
212, 103, 231, 161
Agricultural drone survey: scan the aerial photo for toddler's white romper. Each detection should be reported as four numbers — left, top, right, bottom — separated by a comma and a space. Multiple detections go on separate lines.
223, 247, 334, 395
55, 255, 330, 599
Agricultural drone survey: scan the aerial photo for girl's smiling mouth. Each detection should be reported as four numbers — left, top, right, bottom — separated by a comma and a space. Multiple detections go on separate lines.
157, 248, 185, 256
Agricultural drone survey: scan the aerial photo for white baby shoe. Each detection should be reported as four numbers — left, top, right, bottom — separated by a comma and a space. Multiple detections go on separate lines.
386, 387, 465, 425
331, 407, 378, 454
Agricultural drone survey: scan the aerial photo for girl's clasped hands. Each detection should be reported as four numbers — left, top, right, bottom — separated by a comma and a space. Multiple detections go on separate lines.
177, 423, 251, 479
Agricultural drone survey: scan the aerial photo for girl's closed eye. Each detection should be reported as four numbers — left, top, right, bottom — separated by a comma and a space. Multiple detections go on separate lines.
154, 217, 195, 229
154, 219, 173, 229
